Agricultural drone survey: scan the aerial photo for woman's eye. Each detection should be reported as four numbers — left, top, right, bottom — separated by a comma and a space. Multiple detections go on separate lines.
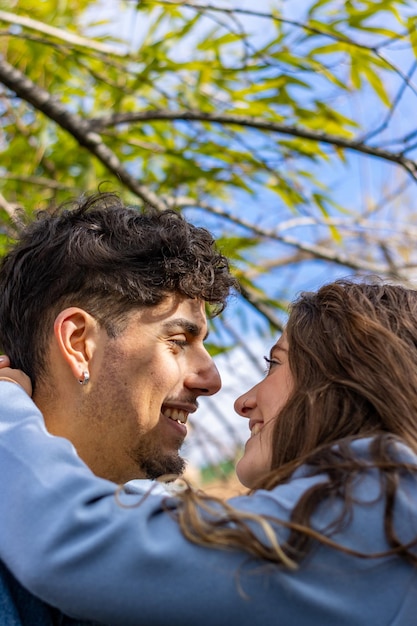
263, 356, 280, 373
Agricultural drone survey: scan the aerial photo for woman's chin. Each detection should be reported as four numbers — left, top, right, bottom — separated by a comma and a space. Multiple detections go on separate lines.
235, 455, 257, 489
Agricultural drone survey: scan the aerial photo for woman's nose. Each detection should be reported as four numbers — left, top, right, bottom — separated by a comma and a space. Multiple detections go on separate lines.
234, 390, 255, 417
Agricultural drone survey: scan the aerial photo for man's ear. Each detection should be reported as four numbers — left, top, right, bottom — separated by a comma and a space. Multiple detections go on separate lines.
54, 308, 99, 383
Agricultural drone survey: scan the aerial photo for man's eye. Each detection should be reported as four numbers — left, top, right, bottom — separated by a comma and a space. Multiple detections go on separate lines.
170, 338, 188, 347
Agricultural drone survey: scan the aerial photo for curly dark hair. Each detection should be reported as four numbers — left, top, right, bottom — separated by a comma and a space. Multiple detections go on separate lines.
0, 192, 236, 383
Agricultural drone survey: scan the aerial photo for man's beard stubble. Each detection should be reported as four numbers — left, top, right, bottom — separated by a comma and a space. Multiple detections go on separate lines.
129, 437, 186, 480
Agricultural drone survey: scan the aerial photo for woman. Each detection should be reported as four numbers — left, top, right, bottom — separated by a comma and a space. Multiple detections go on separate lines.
0, 279, 416, 626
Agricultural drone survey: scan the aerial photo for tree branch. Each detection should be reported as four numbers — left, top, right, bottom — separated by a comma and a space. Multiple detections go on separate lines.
0, 10, 127, 56
0, 193, 23, 234
0, 56, 169, 211
149, 0, 403, 51
90, 109, 417, 181
360, 59, 417, 143
237, 283, 284, 331
176, 196, 408, 276
1, 173, 75, 191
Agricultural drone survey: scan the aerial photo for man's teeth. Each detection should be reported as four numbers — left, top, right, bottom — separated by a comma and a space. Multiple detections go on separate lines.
163, 408, 188, 424
251, 423, 262, 437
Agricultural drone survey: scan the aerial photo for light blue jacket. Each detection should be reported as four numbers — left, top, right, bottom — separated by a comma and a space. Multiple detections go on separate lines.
0, 381, 416, 626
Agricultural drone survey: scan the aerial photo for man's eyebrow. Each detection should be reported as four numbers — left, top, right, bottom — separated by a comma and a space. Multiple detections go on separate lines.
162, 318, 209, 340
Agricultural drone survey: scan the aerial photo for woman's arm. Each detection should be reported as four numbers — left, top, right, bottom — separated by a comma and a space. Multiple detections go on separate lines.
0, 381, 292, 625
0, 382, 415, 626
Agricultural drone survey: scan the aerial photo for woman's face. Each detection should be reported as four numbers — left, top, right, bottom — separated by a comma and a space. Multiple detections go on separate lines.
234, 334, 293, 488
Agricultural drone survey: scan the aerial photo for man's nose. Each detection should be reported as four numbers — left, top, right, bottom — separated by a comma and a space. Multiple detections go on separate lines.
185, 355, 221, 396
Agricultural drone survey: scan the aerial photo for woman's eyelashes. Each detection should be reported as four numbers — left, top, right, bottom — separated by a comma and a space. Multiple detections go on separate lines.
263, 356, 280, 373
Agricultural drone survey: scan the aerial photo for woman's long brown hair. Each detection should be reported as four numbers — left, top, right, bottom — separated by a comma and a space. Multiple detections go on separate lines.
170, 281, 417, 566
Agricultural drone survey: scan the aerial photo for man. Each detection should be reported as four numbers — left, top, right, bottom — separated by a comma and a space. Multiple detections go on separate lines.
0, 191, 236, 624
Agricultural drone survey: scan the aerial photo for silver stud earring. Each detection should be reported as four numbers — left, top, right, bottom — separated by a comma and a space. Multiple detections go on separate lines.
78, 370, 90, 385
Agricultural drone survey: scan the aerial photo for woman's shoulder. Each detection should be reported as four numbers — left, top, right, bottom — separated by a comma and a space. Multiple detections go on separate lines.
227, 436, 417, 522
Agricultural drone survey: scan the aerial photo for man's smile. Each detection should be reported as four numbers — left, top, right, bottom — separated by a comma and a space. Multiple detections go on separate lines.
162, 407, 189, 425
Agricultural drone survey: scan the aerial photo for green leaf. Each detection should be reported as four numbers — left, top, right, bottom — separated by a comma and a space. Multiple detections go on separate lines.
361, 64, 391, 107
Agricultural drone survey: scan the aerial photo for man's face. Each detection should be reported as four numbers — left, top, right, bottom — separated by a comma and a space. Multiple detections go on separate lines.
61, 295, 221, 483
